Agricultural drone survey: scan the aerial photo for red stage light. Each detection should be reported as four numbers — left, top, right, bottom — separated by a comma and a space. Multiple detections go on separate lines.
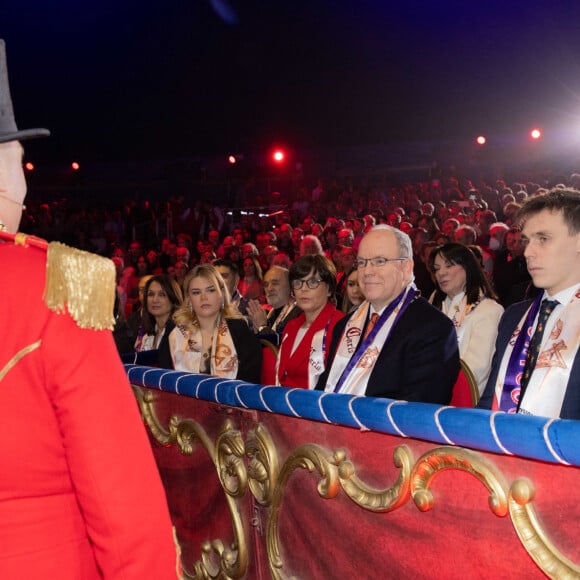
228, 155, 237, 164
476, 135, 486, 145
71, 162, 80, 170
25, 162, 34, 171
273, 150, 285, 162
530, 128, 542, 140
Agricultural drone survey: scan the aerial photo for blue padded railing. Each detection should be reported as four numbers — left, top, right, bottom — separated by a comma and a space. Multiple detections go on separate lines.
125, 364, 580, 468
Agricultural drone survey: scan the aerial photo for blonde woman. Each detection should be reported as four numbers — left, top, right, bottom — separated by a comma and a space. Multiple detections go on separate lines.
169, 264, 262, 383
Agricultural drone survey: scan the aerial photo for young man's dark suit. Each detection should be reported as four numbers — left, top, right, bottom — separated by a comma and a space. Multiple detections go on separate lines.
478, 300, 580, 420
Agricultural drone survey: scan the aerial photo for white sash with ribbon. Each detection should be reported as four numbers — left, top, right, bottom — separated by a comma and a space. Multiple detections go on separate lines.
494, 287, 580, 418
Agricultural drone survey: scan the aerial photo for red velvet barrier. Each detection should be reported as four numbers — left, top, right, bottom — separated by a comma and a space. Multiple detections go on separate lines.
139, 388, 580, 579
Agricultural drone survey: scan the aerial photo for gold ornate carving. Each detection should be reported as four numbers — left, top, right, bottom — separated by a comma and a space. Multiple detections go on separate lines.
410, 446, 510, 516
267, 444, 339, 579
509, 478, 580, 579
245, 423, 279, 506
216, 421, 248, 498
132, 389, 580, 580
131, 386, 249, 579
132, 386, 172, 445
336, 445, 414, 512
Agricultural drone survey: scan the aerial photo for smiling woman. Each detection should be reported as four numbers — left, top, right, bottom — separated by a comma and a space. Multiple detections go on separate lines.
136, 275, 182, 355
429, 243, 503, 394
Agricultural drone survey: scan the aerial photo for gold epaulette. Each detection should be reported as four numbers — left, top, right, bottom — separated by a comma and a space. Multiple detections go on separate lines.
45, 242, 116, 331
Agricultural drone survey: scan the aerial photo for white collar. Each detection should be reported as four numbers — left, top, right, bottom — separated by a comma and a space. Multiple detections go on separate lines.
544, 283, 580, 306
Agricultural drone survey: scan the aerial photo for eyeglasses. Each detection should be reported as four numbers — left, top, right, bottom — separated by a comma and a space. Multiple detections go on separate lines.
291, 278, 324, 290
356, 257, 408, 268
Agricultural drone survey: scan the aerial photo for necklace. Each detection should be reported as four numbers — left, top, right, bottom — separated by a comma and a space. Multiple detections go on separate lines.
445, 296, 482, 329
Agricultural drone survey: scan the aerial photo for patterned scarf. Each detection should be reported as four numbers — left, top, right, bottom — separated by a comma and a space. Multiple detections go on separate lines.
324, 285, 418, 395
169, 316, 238, 379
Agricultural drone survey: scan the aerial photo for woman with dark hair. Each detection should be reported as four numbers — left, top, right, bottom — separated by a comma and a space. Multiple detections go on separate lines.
238, 256, 264, 301
429, 243, 503, 395
276, 255, 344, 389
341, 267, 365, 314
169, 264, 261, 383
136, 275, 183, 365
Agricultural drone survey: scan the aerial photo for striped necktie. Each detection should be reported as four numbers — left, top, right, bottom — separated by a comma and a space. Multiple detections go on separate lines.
519, 299, 559, 399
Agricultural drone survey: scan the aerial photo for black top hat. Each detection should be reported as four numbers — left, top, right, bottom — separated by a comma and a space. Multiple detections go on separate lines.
0, 39, 50, 144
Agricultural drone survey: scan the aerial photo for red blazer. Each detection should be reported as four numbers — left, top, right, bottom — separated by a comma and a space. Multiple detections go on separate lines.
277, 301, 343, 389
0, 240, 178, 578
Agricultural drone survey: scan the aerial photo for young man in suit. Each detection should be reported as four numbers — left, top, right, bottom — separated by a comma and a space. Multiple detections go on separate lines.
317, 225, 459, 403
479, 188, 580, 419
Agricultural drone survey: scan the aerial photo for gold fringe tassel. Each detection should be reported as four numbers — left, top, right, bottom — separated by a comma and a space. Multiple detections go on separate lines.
45, 242, 116, 330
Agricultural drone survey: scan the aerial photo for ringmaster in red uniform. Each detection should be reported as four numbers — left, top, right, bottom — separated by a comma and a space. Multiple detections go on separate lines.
0, 39, 181, 578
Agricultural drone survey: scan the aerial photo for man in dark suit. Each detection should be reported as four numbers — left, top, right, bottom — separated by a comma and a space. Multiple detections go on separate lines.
479, 188, 580, 419
492, 227, 532, 306
316, 225, 459, 403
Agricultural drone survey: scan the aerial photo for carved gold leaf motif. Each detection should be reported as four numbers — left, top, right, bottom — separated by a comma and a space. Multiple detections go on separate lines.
410, 446, 510, 517
266, 444, 339, 579
132, 387, 580, 579
245, 423, 279, 507
216, 420, 248, 498
336, 445, 414, 512
131, 386, 248, 579
509, 478, 580, 580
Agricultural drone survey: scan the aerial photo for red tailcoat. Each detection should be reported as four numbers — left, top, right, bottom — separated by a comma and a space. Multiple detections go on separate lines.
0, 237, 178, 578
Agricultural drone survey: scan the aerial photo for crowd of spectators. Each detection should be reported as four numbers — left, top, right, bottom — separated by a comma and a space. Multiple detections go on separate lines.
22, 169, 580, 398
21, 170, 579, 312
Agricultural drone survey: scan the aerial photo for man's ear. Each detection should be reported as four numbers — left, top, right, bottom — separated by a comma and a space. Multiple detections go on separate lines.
403, 257, 414, 280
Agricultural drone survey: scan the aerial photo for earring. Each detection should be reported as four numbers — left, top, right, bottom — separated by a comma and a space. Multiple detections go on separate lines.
221, 301, 225, 310
188, 302, 193, 313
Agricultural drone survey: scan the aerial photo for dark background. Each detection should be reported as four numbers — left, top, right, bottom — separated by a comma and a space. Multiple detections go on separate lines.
4, 0, 580, 165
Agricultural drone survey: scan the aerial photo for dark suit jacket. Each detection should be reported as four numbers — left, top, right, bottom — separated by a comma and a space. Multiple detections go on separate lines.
478, 300, 580, 420
316, 297, 459, 404
257, 304, 303, 347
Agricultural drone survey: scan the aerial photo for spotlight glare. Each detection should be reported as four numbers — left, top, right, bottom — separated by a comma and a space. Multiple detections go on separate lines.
25, 162, 34, 171
71, 162, 80, 170
228, 155, 237, 164
476, 135, 486, 145
530, 128, 542, 140
273, 150, 285, 162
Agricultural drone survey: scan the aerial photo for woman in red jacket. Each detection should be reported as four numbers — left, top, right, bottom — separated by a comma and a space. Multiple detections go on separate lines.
276, 255, 344, 389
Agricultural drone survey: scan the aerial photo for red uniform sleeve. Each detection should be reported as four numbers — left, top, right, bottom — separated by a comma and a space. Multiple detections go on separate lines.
42, 308, 179, 579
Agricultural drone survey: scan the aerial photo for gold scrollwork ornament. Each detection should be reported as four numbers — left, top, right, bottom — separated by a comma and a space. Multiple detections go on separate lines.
509, 478, 580, 579
336, 444, 414, 512
216, 420, 248, 498
266, 444, 339, 579
245, 423, 279, 507
410, 446, 510, 517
